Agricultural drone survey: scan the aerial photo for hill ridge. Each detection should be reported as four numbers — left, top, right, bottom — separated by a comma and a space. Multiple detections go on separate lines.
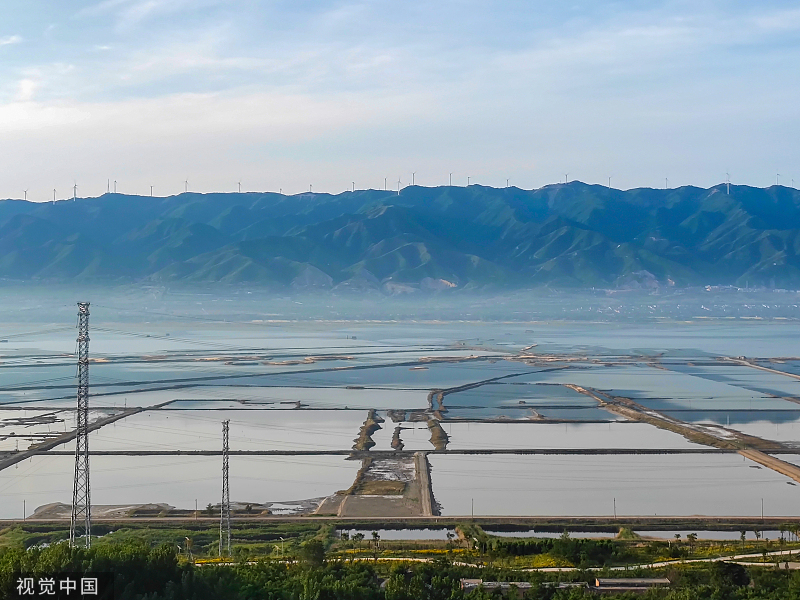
1, 183, 799, 291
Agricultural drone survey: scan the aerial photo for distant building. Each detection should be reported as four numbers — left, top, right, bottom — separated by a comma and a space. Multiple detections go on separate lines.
593, 578, 670, 594
461, 577, 670, 595
460, 579, 532, 594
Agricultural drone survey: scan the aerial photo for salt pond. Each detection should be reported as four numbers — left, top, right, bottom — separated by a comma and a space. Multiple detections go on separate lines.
61, 409, 366, 452
429, 454, 800, 517
0, 454, 359, 518
442, 422, 705, 450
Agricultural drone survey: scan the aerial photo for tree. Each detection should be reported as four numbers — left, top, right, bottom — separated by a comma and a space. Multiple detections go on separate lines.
371, 531, 380, 561
711, 561, 750, 588
353, 533, 365, 557
740, 530, 747, 550
300, 539, 326, 568
686, 533, 697, 555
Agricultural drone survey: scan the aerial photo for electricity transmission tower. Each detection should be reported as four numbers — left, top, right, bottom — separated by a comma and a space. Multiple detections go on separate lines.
70, 302, 91, 548
219, 420, 231, 557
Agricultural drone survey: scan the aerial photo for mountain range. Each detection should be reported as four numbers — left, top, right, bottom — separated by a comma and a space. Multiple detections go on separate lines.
1, 183, 799, 291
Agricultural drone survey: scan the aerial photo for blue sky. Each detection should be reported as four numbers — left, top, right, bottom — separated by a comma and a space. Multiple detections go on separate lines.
1, 0, 798, 200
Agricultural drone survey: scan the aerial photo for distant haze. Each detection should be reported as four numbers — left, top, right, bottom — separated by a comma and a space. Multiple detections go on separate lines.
0, 1, 799, 199
2, 183, 800, 289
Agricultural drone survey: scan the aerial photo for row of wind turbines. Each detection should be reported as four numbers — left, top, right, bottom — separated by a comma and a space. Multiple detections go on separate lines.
24, 172, 797, 202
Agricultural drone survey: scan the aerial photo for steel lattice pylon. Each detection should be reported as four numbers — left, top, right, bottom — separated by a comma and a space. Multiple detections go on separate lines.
70, 302, 91, 548
219, 419, 231, 557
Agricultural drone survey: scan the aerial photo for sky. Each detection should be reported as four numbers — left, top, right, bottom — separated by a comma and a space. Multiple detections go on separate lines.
0, 0, 798, 200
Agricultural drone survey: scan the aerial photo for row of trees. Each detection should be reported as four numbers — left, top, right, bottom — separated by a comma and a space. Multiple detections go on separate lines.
477, 536, 626, 567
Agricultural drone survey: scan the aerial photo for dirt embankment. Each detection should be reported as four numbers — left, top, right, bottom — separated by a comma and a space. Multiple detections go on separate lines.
565, 384, 784, 451
391, 426, 404, 451
352, 410, 384, 451
739, 450, 800, 484
427, 420, 449, 450
415, 452, 437, 517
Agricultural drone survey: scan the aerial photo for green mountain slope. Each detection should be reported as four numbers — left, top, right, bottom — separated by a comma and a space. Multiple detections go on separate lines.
1, 183, 799, 290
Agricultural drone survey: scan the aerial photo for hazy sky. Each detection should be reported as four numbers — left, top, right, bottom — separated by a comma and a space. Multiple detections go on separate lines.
1, 0, 798, 200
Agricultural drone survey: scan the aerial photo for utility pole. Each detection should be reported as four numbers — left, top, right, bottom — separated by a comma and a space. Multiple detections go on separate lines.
219, 420, 230, 557
70, 302, 91, 548
613, 497, 616, 519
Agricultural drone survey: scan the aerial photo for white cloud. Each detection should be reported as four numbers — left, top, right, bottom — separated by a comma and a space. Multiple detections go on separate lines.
0, 35, 22, 46
15, 79, 38, 101
754, 8, 800, 32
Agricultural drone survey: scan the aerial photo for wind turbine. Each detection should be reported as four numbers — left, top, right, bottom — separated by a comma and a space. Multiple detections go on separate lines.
608, 176, 612, 188
107, 179, 110, 193
309, 184, 312, 192
726, 172, 730, 195
23, 189, 27, 201
352, 181, 355, 192
114, 180, 117, 193
397, 177, 401, 195
777, 173, 781, 186
412, 172, 416, 186
564, 173, 568, 184
73, 181, 77, 201
184, 179, 189, 193
506, 178, 509, 188
449, 173, 452, 186
238, 181, 241, 193
467, 176, 470, 186
53, 189, 56, 204
384, 177, 387, 191
665, 177, 669, 190
150, 185, 154, 197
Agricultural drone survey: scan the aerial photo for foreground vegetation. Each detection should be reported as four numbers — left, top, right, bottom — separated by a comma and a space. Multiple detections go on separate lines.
4, 540, 800, 599
4, 523, 800, 598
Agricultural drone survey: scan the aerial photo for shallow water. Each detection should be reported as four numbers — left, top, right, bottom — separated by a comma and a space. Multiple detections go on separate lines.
7, 318, 800, 518
429, 454, 800, 517
62, 409, 366, 452
485, 530, 613, 539
443, 422, 704, 450
0, 454, 360, 518
337, 528, 455, 541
